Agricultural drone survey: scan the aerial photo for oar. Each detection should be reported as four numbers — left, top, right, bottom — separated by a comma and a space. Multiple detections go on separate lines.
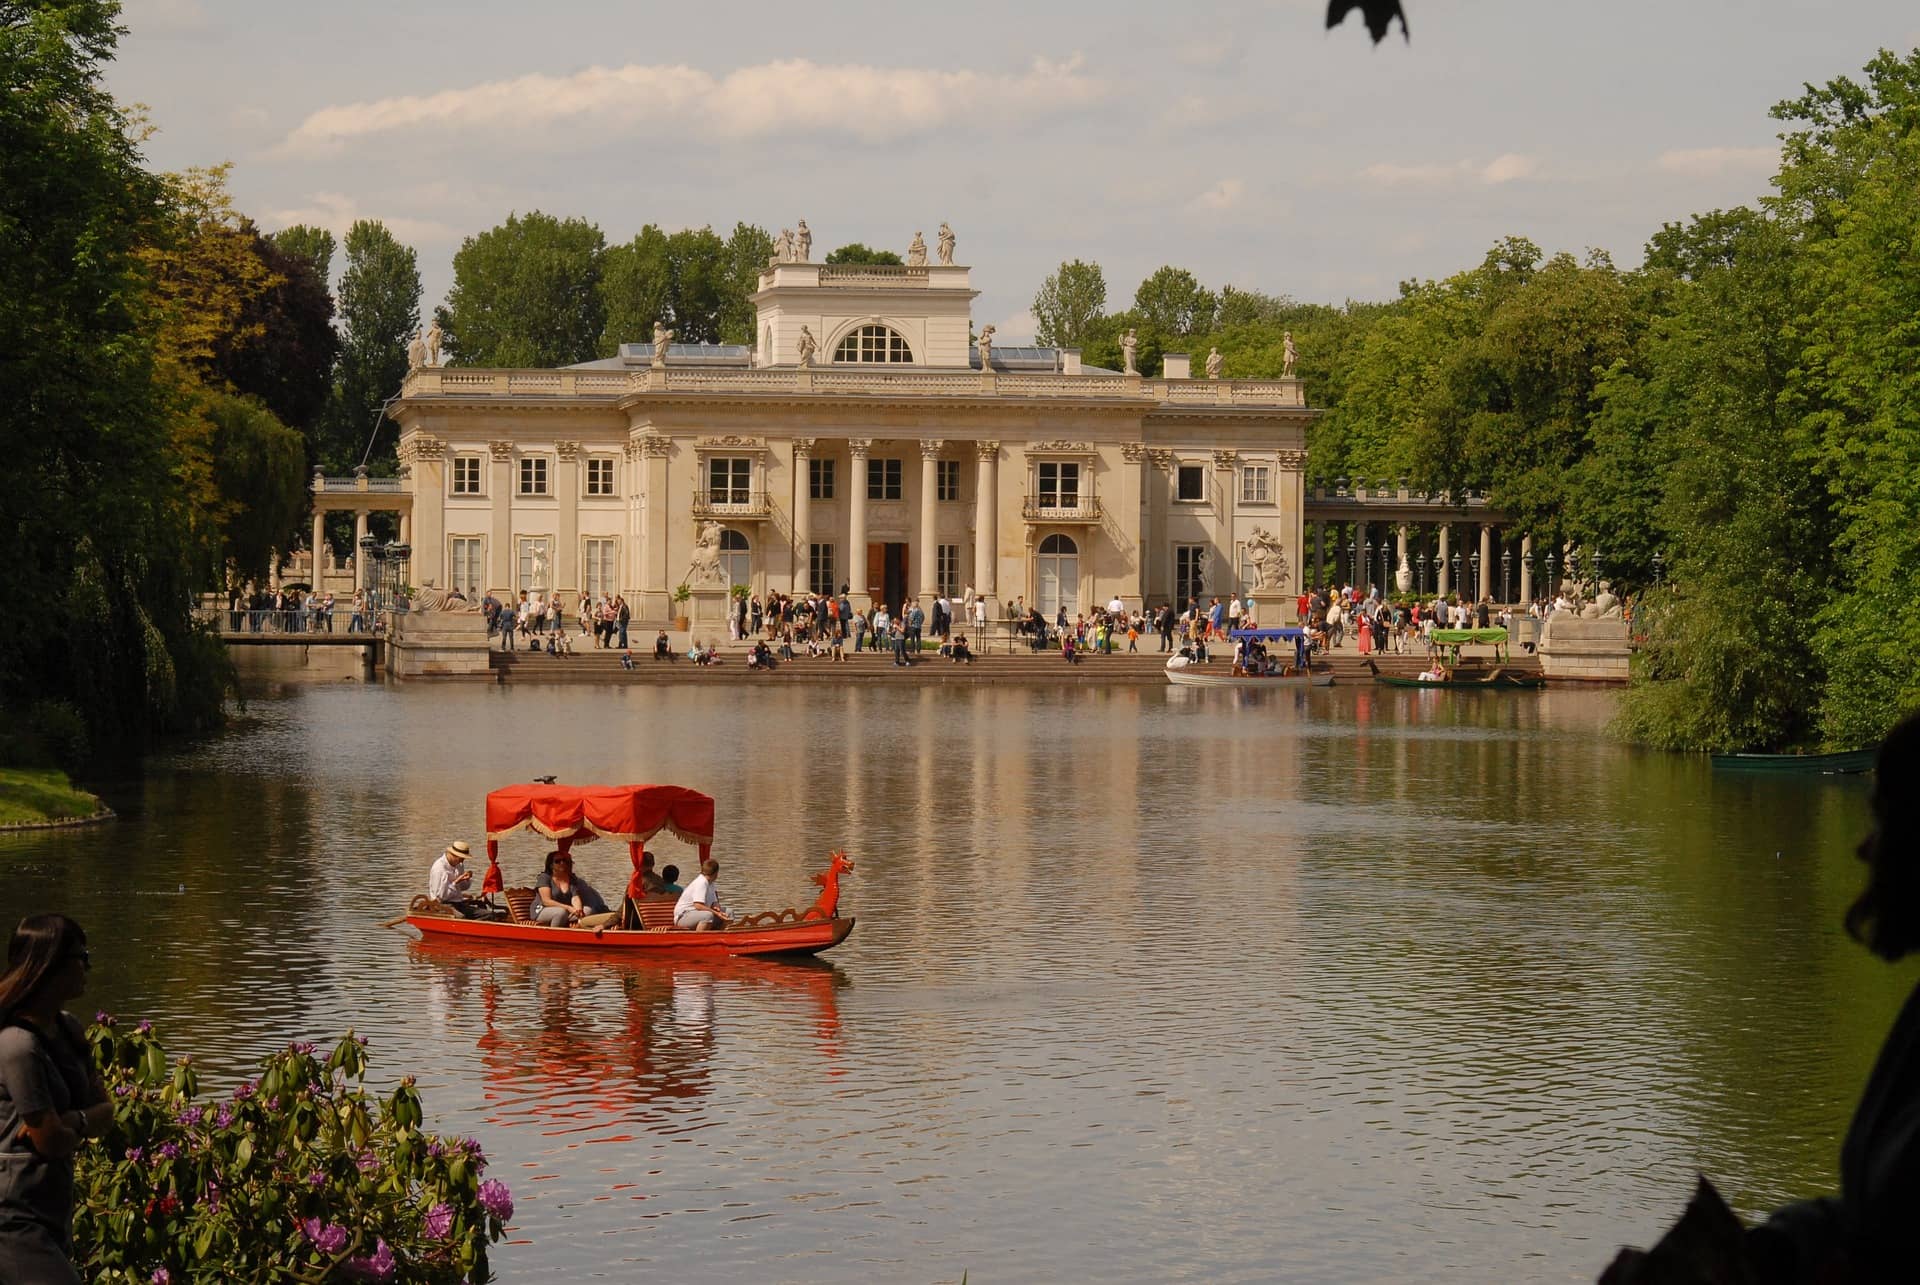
380, 913, 412, 929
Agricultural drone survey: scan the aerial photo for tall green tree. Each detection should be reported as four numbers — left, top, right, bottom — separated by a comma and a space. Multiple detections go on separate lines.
599, 224, 735, 350
323, 219, 419, 473
268, 223, 335, 287
215, 230, 337, 435
1132, 266, 1217, 335
439, 211, 604, 368
717, 222, 774, 345
0, 0, 231, 763
1031, 259, 1106, 347
823, 242, 903, 266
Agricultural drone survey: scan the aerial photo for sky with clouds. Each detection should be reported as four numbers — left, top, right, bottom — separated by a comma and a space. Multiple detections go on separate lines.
111, 0, 1920, 343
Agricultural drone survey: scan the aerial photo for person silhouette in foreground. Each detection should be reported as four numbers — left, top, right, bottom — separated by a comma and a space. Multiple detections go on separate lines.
0, 915, 113, 1284
1604, 711, 1920, 1284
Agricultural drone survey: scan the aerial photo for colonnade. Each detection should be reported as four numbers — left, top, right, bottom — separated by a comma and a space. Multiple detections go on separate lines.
1302, 518, 1553, 604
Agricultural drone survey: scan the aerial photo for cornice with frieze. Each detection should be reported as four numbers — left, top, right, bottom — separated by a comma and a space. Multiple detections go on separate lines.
693, 435, 768, 453
1022, 440, 1096, 458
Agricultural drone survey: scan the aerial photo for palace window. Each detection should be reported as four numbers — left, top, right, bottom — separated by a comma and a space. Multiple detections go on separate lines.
516, 537, 551, 592
719, 529, 751, 591
586, 457, 616, 496
452, 456, 482, 495
450, 538, 483, 598
937, 459, 961, 501
1176, 464, 1205, 502
707, 457, 752, 505
1037, 461, 1081, 507
518, 457, 549, 496
1175, 544, 1208, 608
809, 457, 835, 500
1240, 464, 1271, 505
867, 457, 903, 501
584, 539, 617, 598
833, 324, 915, 364
937, 544, 961, 597
809, 543, 835, 596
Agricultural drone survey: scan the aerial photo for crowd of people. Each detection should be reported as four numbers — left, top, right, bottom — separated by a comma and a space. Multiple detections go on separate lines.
223, 587, 382, 635
426, 840, 731, 931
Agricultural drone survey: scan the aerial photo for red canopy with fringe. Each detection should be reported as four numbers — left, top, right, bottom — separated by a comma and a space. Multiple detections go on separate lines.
479, 784, 716, 900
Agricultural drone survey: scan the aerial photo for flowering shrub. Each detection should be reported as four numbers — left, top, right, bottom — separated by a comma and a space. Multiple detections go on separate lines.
74, 1017, 513, 1282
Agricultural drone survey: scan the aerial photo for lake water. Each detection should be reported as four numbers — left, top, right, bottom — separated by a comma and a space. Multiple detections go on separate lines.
5, 675, 1910, 1282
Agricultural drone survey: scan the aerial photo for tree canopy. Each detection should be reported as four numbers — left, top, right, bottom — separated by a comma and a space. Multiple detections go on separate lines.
823, 242, 904, 266
438, 211, 606, 368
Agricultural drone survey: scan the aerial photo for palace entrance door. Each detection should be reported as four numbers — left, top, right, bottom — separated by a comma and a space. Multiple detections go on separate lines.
866, 543, 910, 611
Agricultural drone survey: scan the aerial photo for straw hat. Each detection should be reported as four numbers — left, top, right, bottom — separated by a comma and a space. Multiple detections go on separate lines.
445, 840, 473, 861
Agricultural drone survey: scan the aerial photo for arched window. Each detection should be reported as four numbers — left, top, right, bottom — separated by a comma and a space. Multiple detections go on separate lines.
1036, 533, 1079, 619
719, 529, 751, 591
833, 324, 915, 364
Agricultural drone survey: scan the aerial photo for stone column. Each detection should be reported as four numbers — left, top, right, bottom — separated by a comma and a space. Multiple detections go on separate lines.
1478, 523, 1493, 603
973, 440, 998, 605
556, 440, 580, 596
919, 439, 942, 600
1436, 523, 1451, 598
311, 510, 326, 587
352, 510, 369, 588
489, 441, 513, 593
848, 439, 872, 607
399, 512, 411, 546
1120, 444, 1148, 608
1147, 449, 1172, 604
1212, 451, 1238, 600
791, 439, 813, 594
1519, 533, 1534, 604
637, 435, 671, 613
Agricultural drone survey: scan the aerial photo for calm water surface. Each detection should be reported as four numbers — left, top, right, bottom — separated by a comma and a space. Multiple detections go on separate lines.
4, 674, 1911, 1282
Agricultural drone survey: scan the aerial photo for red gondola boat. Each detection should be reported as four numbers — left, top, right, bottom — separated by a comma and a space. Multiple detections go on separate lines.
403, 783, 855, 958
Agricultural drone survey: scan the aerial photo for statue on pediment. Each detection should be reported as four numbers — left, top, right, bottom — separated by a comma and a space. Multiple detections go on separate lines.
907, 231, 928, 267
689, 521, 726, 586
425, 319, 442, 366
1282, 331, 1298, 378
796, 326, 817, 367
652, 322, 674, 367
407, 329, 427, 370
977, 324, 995, 370
1205, 347, 1222, 380
1119, 329, 1139, 376
937, 222, 956, 266
795, 220, 811, 262
1245, 528, 1291, 592
774, 228, 793, 263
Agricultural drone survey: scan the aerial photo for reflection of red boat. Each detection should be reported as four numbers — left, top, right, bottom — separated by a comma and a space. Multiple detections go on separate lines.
405, 783, 855, 959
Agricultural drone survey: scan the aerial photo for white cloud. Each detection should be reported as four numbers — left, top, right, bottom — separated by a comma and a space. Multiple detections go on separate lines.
1190, 178, 1246, 211
1360, 154, 1539, 188
262, 192, 457, 247
1655, 146, 1777, 176
994, 309, 1038, 345
279, 55, 1103, 155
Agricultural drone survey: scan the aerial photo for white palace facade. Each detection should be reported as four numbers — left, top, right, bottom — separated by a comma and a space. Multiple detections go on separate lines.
387, 248, 1316, 627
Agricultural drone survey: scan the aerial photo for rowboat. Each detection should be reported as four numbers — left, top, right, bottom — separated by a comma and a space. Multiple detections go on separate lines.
1374, 670, 1545, 690
1166, 627, 1333, 687
404, 783, 856, 958
1710, 748, 1875, 775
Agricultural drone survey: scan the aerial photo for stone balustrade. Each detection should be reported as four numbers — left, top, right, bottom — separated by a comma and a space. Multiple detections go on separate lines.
402, 365, 1306, 408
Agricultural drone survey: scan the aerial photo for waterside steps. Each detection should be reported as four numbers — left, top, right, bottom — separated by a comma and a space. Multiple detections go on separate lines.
485, 644, 1541, 686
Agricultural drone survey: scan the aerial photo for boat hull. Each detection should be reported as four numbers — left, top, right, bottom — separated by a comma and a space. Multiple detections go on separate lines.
406, 913, 855, 958
1710, 749, 1875, 775
1165, 669, 1332, 688
1374, 673, 1544, 689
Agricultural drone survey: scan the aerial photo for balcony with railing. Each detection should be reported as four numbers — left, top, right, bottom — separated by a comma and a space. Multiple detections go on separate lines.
1020, 494, 1103, 523
691, 489, 773, 520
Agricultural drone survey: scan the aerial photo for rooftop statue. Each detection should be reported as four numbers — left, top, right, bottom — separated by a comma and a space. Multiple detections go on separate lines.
1119, 329, 1139, 376
425, 319, 442, 367
1282, 331, 1298, 379
794, 220, 811, 262
652, 322, 674, 367
407, 329, 427, 370
773, 228, 793, 263
907, 231, 928, 267
936, 222, 956, 266
796, 325, 817, 368
977, 324, 995, 370
1205, 347, 1223, 380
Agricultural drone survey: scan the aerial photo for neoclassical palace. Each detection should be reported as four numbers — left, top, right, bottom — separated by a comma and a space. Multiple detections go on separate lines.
386, 244, 1315, 626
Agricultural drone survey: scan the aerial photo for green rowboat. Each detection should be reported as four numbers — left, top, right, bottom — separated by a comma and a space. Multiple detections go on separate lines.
1709, 749, 1875, 774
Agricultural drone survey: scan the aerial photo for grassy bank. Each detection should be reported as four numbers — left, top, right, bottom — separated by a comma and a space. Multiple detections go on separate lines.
0, 767, 108, 827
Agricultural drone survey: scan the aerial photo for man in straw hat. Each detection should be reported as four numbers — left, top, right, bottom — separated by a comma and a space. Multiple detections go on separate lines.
428, 841, 485, 918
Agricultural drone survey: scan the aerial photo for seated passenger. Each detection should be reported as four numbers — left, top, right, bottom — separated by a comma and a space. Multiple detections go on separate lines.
428, 840, 486, 918
535, 851, 613, 928
638, 851, 667, 896
674, 860, 730, 931
658, 864, 684, 896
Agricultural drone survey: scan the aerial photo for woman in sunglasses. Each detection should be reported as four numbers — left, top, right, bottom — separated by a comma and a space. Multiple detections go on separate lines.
0, 914, 111, 1283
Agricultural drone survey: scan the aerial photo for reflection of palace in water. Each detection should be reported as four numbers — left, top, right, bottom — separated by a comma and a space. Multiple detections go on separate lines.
410, 939, 845, 1129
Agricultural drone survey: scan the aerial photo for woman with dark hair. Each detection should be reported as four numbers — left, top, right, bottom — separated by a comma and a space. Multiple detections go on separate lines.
0, 914, 111, 1283
1746, 712, 1920, 1281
